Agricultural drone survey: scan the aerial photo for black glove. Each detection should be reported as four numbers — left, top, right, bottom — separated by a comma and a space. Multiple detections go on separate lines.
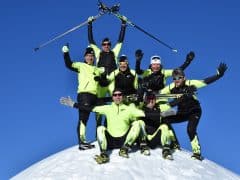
186, 51, 195, 62
94, 76, 100, 81
217, 62, 228, 77
184, 85, 197, 95
135, 49, 144, 61
95, 74, 110, 87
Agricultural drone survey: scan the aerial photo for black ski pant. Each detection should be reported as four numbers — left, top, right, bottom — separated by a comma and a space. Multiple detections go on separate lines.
162, 108, 202, 141
77, 93, 97, 143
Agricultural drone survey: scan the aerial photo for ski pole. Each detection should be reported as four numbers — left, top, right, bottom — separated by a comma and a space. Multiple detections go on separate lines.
34, 12, 105, 52
112, 12, 178, 53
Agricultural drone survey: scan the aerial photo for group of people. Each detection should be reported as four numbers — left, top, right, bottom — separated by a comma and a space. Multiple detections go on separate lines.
59, 16, 228, 164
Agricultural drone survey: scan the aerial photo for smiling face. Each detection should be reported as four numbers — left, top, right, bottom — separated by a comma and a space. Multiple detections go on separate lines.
101, 41, 111, 52
84, 54, 94, 65
173, 76, 185, 87
150, 63, 161, 72
112, 90, 123, 105
119, 61, 128, 72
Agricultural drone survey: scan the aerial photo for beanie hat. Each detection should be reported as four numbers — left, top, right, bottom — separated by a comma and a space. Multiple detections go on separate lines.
84, 47, 94, 56
101, 37, 111, 45
119, 54, 128, 63
172, 68, 185, 78
150, 55, 161, 64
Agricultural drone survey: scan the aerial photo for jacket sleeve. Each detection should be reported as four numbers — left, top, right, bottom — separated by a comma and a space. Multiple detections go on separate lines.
73, 103, 94, 111
63, 52, 78, 72
203, 74, 222, 85
118, 23, 126, 43
88, 22, 96, 45
135, 60, 144, 75
178, 58, 192, 71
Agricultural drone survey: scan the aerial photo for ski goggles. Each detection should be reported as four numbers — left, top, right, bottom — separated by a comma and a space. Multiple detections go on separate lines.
173, 76, 184, 81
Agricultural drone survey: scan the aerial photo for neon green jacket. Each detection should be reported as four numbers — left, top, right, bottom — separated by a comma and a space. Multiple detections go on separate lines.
93, 103, 145, 137
71, 62, 104, 94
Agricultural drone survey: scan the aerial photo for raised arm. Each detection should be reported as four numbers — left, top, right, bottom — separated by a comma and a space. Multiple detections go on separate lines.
62, 45, 78, 72
135, 49, 144, 75
117, 16, 127, 43
203, 62, 228, 85
87, 17, 96, 45
178, 51, 195, 70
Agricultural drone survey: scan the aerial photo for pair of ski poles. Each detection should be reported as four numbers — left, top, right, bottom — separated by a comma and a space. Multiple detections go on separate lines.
34, 3, 177, 53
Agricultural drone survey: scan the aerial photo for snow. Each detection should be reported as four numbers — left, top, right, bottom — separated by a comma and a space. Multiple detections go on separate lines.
12, 142, 240, 180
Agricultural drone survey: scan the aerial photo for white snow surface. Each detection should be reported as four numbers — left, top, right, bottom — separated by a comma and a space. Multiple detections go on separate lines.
12, 142, 240, 180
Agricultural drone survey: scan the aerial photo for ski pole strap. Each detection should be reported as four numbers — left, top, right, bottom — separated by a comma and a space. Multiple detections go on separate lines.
34, 12, 105, 51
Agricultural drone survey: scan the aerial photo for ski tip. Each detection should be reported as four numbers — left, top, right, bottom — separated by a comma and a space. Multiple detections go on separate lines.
172, 49, 178, 53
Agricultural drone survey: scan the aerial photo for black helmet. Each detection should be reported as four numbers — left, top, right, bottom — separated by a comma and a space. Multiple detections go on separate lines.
172, 68, 185, 78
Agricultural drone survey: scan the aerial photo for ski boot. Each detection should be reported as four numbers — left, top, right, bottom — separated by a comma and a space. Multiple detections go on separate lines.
94, 151, 109, 164
140, 142, 150, 156
79, 142, 95, 150
191, 153, 204, 161
162, 147, 173, 160
119, 146, 130, 158
170, 141, 181, 151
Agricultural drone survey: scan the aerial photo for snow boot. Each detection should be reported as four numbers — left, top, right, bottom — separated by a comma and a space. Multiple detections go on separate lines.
119, 146, 129, 158
94, 151, 109, 164
140, 142, 150, 156
191, 153, 204, 161
170, 141, 181, 151
162, 147, 173, 160
79, 142, 95, 150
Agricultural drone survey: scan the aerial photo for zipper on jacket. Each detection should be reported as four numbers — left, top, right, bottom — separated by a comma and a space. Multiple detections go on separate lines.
84, 81, 89, 90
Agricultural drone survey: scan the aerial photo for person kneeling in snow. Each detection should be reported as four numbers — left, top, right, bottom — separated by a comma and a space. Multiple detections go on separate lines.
60, 88, 145, 164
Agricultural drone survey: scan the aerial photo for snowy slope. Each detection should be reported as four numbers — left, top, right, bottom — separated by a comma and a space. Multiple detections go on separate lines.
12, 142, 240, 180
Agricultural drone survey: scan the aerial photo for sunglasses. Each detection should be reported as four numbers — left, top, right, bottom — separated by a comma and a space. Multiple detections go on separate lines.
113, 93, 122, 97
102, 43, 111, 46
173, 76, 184, 81
119, 62, 128, 65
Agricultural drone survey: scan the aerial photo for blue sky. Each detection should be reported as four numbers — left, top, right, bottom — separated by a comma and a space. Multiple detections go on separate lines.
0, 0, 240, 179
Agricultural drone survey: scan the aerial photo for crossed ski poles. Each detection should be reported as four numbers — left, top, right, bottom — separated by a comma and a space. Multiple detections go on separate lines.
34, 1, 178, 52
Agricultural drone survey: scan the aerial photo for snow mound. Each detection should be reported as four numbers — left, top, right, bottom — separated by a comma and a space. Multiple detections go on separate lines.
12, 142, 240, 180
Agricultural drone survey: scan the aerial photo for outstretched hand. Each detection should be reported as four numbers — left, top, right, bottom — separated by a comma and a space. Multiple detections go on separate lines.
88, 16, 95, 23
60, 96, 75, 107
135, 49, 144, 61
121, 15, 127, 24
62, 44, 69, 53
217, 62, 228, 77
